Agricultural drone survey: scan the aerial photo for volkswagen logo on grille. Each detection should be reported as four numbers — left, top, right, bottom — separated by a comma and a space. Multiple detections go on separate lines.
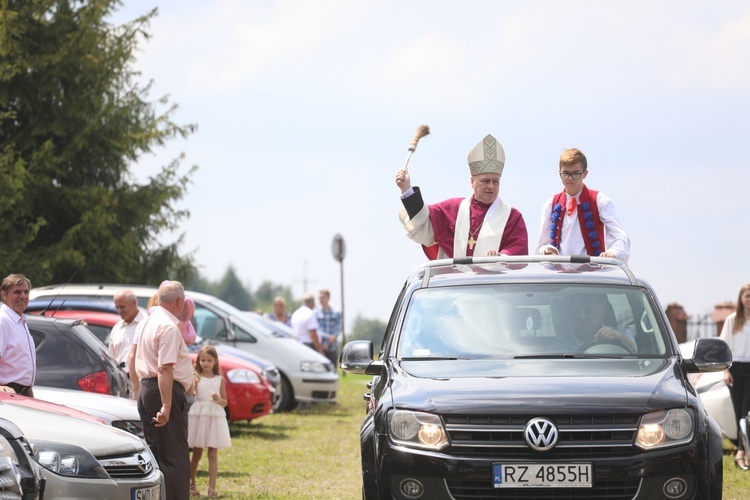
524, 418, 559, 451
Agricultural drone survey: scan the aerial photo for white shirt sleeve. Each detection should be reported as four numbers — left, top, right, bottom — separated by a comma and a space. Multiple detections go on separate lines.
535, 197, 556, 255
596, 192, 631, 262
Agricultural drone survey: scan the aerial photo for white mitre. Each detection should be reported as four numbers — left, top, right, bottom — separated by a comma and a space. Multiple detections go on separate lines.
467, 134, 505, 176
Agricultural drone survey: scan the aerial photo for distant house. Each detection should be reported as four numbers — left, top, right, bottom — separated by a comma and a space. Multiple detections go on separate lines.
667, 301, 736, 342
665, 303, 688, 343
713, 301, 735, 336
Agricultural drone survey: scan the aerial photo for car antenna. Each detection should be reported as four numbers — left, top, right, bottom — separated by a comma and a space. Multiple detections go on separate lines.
38, 271, 79, 316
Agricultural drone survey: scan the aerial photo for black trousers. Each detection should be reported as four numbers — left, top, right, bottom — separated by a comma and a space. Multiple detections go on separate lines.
138, 378, 189, 500
729, 361, 750, 451
5, 382, 33, 397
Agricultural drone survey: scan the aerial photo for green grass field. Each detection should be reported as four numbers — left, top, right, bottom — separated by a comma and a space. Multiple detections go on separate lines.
194, 373, 750, 499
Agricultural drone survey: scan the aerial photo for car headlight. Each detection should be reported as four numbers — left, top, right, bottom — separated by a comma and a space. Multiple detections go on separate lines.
31, 440, 109, 478
388, 410, 449, 451
300, 361, 327, 373
226, 368, 261, 384
635, 409, 694, 450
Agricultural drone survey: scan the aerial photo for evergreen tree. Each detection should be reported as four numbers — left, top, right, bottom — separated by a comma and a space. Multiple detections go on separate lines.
0, 1, 196, 285
214, 265, 254, 311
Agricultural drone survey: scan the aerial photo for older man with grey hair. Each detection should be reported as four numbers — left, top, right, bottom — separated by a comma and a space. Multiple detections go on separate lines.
135, 280, 193, 500
395, 134, 528, 259
109, 289, 145, 376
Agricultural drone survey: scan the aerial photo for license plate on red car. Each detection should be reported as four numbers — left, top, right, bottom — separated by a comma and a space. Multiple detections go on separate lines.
493, 463, 592, 488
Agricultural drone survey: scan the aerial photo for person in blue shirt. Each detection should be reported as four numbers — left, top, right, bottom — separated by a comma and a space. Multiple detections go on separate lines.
316, 289, 342, 366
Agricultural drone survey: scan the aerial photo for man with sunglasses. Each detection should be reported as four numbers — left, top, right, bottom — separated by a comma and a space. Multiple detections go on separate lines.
536, 148, 630, 261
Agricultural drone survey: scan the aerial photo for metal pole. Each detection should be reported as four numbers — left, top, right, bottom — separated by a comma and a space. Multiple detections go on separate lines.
340, 259, 345, 347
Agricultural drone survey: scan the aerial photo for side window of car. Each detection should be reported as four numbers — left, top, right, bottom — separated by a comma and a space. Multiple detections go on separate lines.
31, 328, 92, 372
193, 307, 227, 340
229, 322, 258, 343
85, 324, 111, 344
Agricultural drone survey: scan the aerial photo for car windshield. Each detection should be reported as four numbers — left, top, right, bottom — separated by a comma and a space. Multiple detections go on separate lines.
397, 284, 668, 359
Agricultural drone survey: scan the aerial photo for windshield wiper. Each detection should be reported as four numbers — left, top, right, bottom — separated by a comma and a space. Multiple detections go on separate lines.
514, 353, 626, 359
400, 356, 460, 361
514, 353, 581, 359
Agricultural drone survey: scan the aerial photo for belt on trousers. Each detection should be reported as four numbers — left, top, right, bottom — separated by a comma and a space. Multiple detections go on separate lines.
140, 377, 186, 391
5, 382, 33, 396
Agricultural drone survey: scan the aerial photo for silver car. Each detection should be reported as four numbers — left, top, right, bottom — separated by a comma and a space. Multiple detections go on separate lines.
1, 393, 162, 499
30, 284, 340, 411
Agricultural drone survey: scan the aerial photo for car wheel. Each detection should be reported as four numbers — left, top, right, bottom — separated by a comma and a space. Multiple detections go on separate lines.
273, 374, 297, 412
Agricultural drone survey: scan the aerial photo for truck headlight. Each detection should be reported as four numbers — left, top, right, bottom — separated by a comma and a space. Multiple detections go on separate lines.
389, 410, 449, 451
635, 409, 694, 450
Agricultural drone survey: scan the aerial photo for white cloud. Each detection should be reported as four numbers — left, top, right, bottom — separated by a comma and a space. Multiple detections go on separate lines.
135, 0, 374, 93
662, 12, 750, 89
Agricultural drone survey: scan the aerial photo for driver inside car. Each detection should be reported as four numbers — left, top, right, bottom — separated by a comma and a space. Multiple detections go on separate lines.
550, 293, 637, 354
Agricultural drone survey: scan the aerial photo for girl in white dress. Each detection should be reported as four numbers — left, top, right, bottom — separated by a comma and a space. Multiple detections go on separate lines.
189, 345, 231, 497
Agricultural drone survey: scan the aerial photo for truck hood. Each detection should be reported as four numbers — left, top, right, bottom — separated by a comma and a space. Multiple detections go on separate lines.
390, 358, 687, 414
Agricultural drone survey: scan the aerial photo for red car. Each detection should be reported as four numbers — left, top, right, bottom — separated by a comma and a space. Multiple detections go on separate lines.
31, 309, 274, 422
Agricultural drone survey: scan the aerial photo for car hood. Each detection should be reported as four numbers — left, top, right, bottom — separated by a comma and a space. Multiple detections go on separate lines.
33, 386, 140, 423
390, 358, 687, 414
0, 401, 143, 456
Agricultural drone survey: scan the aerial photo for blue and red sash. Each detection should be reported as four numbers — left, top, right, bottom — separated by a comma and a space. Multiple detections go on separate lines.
549, 185, 605, 256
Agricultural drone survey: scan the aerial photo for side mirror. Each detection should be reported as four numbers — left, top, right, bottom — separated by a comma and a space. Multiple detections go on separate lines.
683, 337, 732, 373
340, 340, 383, 375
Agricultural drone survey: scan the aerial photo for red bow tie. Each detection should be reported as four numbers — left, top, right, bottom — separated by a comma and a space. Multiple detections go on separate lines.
566, 197, 576, 216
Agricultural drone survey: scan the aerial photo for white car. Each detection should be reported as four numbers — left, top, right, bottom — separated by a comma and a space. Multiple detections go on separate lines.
30, 284, 339, 411
680, 340, 737, 441
33, 385, 144, 437
1, 392, 162, 499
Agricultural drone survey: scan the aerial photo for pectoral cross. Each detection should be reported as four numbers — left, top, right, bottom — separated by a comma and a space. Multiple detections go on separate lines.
468, 222, 483, 250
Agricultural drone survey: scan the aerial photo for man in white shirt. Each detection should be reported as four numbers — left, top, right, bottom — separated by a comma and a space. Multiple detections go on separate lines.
109, 289, 145, 373
291, 294, 323, 355
135, 281, 193, 500
0, 274, 36, 397
536, 148, 630, 262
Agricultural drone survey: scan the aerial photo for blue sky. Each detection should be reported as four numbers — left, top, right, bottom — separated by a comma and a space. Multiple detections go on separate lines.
109, 0, 750, 328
